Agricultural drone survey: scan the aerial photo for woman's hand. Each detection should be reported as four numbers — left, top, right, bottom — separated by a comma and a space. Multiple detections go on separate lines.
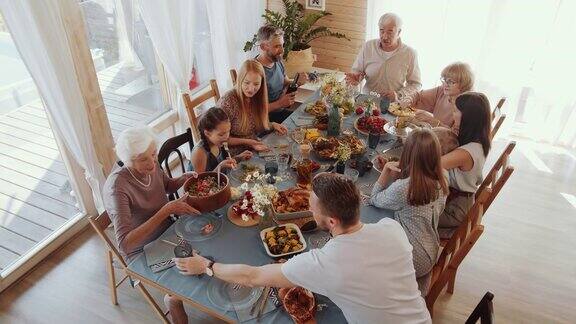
174, 251, 211, 276
375, 155, 388, 172
235, 150, 253, 161
164, 193, 200, 216
383, 161, 401, 175
217, 157, 237, 170
271, 122, 288, 136
248, 139, 270, 152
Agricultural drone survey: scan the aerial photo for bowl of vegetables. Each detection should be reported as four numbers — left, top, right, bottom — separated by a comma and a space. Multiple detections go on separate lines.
184, 172, 231, 213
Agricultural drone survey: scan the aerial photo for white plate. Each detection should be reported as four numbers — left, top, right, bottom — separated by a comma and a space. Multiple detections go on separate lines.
260, 223, 307, 258
383, 120, 431, 139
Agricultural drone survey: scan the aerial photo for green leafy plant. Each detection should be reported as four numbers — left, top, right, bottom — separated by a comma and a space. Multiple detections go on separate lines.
244, 0, 350, 59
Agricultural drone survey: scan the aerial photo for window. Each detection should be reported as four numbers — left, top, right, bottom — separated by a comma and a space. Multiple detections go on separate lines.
0, 14, 80, 274
80, 0, 169, 136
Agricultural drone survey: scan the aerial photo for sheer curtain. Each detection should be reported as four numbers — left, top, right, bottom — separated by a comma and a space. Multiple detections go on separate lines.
0, 0, 107, 213
205, 0, 265, 92
137, 0, 195, 131
367, 0, 576, 148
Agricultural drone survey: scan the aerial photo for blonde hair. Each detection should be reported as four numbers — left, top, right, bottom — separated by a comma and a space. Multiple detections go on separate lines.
235, 59, 270, 133
441, 62, 474, 92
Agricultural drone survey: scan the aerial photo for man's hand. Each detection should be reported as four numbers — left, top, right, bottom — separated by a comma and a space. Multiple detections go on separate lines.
276, 88, 296, 108
164, 193, 200, 216
345, 72, 364, 86
174, 251, 211, 276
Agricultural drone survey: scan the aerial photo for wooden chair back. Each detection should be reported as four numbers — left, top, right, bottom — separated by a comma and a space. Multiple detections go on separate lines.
89, 212, 170, 322
465, 291, 495, 324
476, 141, 516, 211
182, 79, 220, 140
89, 212, 127, 268
426, 189, 490, 317
490, 113, 506, 140
157, 128, 194, 200
230, 69, 238, 86
492, 97, 506, 120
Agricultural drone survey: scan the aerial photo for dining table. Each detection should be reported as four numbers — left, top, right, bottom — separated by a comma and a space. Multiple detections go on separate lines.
126, 91, 400, 323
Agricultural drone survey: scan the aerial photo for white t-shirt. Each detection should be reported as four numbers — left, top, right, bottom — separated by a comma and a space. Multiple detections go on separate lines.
281, 218, 431, 324
449, 142, 487, 193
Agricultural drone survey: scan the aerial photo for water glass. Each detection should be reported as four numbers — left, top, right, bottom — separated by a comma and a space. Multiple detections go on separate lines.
277, 153, 290, 176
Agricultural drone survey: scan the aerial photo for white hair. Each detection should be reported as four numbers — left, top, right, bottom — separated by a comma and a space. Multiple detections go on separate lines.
115, 126, 158, 166
378, 13, 403, 29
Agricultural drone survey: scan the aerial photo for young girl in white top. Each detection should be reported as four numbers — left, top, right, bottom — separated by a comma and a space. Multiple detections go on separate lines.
439, 92, 492, 232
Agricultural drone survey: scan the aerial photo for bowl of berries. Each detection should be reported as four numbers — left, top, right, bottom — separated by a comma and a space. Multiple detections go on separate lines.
354, 109, 389, 136
184, 172, 231, 213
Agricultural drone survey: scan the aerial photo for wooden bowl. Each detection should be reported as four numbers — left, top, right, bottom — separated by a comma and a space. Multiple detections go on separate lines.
183, 172, 231, 213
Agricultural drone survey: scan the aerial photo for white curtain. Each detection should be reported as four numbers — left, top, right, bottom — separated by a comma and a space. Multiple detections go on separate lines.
205, 0, 265, 92
367, 0, 576, 148
137, 0, 195, 131
0, 0, 107, 213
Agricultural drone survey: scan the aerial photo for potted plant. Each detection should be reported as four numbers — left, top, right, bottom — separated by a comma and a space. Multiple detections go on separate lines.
244, 0, 350, 75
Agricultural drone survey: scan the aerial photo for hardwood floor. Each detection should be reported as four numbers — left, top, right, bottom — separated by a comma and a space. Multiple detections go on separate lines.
0, 137, 575, 323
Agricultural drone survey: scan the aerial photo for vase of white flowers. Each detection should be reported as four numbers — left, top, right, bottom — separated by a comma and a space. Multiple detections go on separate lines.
230, 171, 280, 227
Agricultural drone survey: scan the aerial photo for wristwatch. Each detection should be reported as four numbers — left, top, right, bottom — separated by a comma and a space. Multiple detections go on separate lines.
205, 256, 215, 277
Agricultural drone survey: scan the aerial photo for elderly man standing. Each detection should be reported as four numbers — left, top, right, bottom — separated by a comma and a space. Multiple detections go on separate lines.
346, 13, 422, 102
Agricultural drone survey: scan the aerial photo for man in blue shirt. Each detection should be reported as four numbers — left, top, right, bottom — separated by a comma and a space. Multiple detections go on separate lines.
255, 25, 297, 123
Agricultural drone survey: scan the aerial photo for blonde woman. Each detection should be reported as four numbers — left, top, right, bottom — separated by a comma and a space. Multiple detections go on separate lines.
216, 59, 287, 154
409, 62, 474, 134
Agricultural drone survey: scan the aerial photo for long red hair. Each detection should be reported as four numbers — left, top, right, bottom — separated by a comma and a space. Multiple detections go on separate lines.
234, 59, 270, 133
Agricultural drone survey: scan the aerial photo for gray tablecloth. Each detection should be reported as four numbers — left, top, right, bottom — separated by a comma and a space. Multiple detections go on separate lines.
128, 93, 398, 323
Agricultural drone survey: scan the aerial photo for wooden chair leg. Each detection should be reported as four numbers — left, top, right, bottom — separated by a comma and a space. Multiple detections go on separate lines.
106, 250, 118, 305
135, 283, 171, 324
447, 269, 457, 294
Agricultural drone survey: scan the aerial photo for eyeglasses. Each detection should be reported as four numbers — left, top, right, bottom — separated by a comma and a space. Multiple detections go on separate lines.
440, 77, 458, 86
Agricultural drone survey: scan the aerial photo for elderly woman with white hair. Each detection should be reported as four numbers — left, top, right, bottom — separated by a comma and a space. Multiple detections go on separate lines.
410, 62, 475, 134
103, 126, 198, 324
346, 13, 421, 101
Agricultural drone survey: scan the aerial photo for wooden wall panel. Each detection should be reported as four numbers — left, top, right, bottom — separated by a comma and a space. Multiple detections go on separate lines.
267, 0, 367, 72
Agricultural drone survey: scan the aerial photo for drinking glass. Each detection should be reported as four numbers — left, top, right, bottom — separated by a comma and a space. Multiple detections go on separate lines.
277, 153, 290, 178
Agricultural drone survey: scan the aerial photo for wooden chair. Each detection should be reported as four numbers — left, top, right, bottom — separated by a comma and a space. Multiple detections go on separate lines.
490, 97, 506, 139
490, 113, 506, 140
88, 212, 170, 323
476, 141, 516, 211
492, 97, 506, 120
466, 291, 495, 324
182, 79, 220, 140
230, 69, 238, 86
157, 128, 194, 200
426, 189, 491, 317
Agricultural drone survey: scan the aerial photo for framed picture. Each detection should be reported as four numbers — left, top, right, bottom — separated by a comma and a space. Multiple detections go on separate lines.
305, 0, 325, 11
